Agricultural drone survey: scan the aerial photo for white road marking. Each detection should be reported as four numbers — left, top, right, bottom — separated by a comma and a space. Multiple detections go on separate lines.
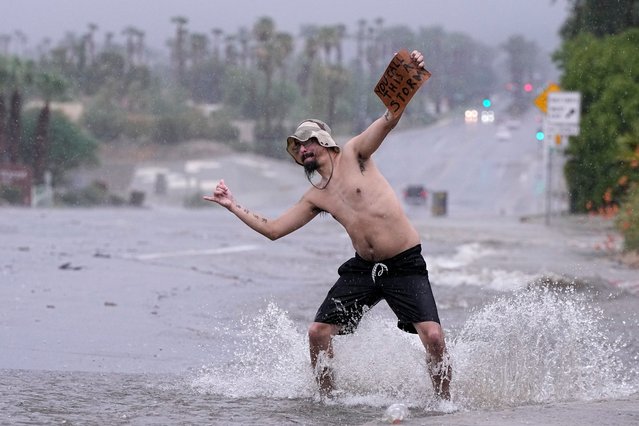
129, 244, 260, 260
185, 160, 220, 174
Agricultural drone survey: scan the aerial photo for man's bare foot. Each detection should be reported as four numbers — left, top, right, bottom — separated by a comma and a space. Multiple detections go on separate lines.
431, 366, 452, 400
317, 366, 334, 397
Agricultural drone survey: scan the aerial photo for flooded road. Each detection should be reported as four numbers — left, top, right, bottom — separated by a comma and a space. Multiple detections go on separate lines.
1, 205, 637, 425
2, 104, 638, 425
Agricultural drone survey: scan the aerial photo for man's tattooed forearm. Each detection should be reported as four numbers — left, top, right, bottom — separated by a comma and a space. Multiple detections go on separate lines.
236, 203, 267, 223
253, 214, 268, 223
235, 203, 250, 214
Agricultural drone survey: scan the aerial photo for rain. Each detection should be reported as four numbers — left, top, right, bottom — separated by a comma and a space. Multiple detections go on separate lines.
1, 1, 638, 424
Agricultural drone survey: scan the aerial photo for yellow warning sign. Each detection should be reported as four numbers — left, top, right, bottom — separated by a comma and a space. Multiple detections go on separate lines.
534, 83, 560, 113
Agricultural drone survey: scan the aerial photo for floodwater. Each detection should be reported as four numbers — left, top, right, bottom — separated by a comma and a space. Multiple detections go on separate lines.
1, 206, 638, 425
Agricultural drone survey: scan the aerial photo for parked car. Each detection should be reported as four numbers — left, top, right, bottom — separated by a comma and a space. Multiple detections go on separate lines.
505, 118, 521, 129
403, 184, 428, 205
496, 126, 512, 141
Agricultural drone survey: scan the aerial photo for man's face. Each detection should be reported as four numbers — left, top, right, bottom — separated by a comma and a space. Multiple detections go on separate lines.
291, 138, 319, 171
303, 156, 319, 177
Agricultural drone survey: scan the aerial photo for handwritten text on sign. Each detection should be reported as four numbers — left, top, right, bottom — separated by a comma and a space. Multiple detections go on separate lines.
374, 49, 431, 115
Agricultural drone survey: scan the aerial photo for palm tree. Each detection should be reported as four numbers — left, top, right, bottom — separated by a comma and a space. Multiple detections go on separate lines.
224, 35, 238, 66
0, 57, 9, 163
33, 72, 67, 184
134, 29, 146, 65
317, 26, 337, 64
211, 28, 223, 61
190, 32, 209, 68
356, 19, 367, 59
253, 17, 277, 133
6, 58, 33, 165
36, 37, 52, 64
86, 23, 98, 64
251, 17, 295, 144
298, 26, 319, 97
122, 26, 137, 68
13, 30, 27, 57
502, 35, 538, 112
418, 26, 446, 114
316, 25, 347, 125
237, 27, 250, 69
170, 16, 189, 85
273, 32, 293, 83
334, 24, 346, 66
0, 34, 10, 56
104, 32, 115, 51
122, 26, 145, 68
272, 32, 293, 130
365, 18, 385, 76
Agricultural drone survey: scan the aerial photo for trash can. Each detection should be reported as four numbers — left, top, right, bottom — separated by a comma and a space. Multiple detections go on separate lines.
431, 191, 447, 216
129, 190, 146, 207
155, 173, 167, 195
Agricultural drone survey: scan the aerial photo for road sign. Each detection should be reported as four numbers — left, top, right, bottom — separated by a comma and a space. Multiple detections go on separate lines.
533, 83, 560, 113
544, 122, 580, 137
547, 91, 581, 125
0, 164, 33, 206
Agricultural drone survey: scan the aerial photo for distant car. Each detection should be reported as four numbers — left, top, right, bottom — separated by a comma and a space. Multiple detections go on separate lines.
404, 184, 428, 205
481, 110, 495, 123
496, 126, 512, 141
505, 119, 521, 129
464, 109, 478, 123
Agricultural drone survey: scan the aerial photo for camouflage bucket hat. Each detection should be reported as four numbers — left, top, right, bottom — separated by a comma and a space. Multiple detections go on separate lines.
286, 119, 340, 165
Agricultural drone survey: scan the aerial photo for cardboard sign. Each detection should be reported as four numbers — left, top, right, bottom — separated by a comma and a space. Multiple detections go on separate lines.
374, 49, 431, 115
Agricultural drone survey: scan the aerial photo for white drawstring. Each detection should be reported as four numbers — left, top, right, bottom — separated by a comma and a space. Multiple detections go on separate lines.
371, 262, 388, 283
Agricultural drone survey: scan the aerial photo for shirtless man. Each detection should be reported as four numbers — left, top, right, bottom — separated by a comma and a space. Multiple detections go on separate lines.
204, 50, 451, 399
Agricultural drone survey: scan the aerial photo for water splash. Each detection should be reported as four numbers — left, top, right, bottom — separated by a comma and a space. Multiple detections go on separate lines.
450, 286, 637, 408
192, 302, 315, 399
430, 243, 495, 269
428, 243, 541, 291
192, 289, 637, 410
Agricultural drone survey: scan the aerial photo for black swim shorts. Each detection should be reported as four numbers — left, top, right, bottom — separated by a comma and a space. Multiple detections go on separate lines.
313, 244, 440, 334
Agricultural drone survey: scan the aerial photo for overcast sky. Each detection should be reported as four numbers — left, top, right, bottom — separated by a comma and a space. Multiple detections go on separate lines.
2, 0, 570, 55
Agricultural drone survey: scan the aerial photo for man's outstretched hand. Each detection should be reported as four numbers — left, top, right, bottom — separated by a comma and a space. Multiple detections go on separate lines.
203, 179, 234, 209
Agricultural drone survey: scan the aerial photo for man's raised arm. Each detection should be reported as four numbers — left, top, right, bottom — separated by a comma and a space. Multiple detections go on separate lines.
351, 50, 426, 160
204, 179, 319, 240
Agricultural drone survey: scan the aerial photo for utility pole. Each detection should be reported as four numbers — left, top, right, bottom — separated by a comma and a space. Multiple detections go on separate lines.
545, 143, 553, 225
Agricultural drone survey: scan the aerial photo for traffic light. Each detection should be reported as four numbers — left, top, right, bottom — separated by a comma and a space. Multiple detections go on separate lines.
524, 83, 533, 93
482, 98, 491, 108
536, 129, 545, 141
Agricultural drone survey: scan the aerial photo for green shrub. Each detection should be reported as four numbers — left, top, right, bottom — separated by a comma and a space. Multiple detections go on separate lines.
21, 109, 99, 184
616, 184, 639, 252
185, 110, 213, 139
123, 114, 154, 141
210, 119, 239, 143
82, 92, 128, 141
253, 121, 287, 160
56, 180, 126, 207
152, 114, 187, 144
0, 186, 23, 205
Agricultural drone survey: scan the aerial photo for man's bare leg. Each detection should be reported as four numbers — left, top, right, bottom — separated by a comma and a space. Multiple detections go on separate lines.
308, 322, 340, 396
414, 321, 452, 400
